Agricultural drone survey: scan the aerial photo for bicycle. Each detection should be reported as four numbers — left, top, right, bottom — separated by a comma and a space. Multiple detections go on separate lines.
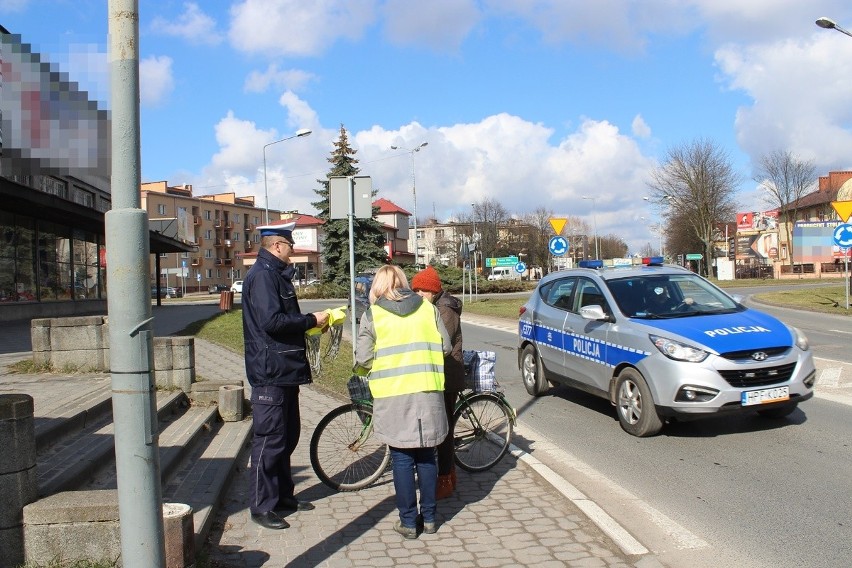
310, 376, 516, 492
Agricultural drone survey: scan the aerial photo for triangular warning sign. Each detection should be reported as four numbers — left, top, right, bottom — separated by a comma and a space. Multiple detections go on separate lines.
549, 217, 567, 235
832, 201, 852, 223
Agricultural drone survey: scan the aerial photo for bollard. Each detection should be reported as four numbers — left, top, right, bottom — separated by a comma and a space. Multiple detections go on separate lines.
218, 385, 244, 422
162, 503, 194, 568
0, 394, 37, 568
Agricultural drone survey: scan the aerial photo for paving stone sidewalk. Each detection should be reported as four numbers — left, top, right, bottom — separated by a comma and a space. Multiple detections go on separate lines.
195, 338, 659, 568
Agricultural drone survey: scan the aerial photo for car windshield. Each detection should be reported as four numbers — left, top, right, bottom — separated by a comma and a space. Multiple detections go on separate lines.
606, 273, 741, 319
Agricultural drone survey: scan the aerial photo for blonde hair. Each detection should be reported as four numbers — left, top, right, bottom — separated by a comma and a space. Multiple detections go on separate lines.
369, 265, 409, 303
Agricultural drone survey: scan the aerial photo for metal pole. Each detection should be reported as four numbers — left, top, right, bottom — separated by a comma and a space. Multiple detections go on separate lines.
263, 130, 312, 226
409, 151, 418, 267
348, 177, 358, 358
107, 2, 166, 566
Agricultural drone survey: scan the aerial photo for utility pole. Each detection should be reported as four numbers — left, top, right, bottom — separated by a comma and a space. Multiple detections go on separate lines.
106, 2, 167, 565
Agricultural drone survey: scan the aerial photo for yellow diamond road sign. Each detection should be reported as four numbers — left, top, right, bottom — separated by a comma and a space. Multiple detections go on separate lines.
831, 200, 852, 223
549, 217, 567, 235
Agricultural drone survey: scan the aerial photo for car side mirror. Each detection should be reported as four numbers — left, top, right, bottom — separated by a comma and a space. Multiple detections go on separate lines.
579, 305, 610, 322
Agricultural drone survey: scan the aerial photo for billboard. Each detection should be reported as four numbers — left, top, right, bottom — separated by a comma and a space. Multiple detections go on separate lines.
735, 232, 778, 260
0, 30, 110, 178
737, 211, 778, 231
793, 221, 845, 262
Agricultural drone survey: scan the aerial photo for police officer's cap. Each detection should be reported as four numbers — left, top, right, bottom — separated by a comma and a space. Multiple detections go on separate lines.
257, 222, 296, 244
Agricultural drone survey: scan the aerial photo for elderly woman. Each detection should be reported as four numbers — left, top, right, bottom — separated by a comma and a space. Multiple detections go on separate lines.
354, 265, 451, 539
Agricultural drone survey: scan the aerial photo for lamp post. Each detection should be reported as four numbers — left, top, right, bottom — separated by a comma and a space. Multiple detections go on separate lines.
262, 128, 312, 224
391, 142, 428, 266
582, 196, 599, 259
816, 16, 852, 38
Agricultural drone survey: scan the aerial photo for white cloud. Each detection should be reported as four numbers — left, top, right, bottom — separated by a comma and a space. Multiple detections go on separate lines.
228, 0, 377, 57
381, 0, 480, 51
140, 56, 175, 107
150, 2, 221, 45
631, 115, 651, 139
244, 64, 315, 93
716, 33, 852, 171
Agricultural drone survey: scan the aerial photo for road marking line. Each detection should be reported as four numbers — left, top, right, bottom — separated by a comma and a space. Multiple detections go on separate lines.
512, 423, 709, 553
818, 368, 842, 388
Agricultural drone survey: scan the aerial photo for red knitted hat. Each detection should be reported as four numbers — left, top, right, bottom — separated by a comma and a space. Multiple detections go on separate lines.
411, 265, 442, 293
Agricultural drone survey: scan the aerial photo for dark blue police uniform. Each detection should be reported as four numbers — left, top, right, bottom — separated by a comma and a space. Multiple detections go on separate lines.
242, 243, 317, 517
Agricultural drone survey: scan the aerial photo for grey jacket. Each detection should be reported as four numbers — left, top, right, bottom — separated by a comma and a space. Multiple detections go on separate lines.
354, 289, 451, 448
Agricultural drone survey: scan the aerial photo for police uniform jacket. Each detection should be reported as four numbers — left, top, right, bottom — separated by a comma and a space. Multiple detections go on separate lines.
242, 247, 317, 388
354, 290, 451, 448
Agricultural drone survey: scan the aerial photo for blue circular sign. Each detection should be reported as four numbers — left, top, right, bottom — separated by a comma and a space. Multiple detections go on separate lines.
515, 262, 526, 274
549, 236, 569, 257
833, 223, 852, 248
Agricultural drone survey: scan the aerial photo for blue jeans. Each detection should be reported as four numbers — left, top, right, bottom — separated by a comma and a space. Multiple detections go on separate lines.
390, 446, 438, 528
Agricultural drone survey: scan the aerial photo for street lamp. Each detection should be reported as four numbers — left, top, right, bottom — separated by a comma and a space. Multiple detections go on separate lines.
391, 142, 428, 267
582, 196, 599, 259
816, 17, 852, 38
262, 128, 312, 224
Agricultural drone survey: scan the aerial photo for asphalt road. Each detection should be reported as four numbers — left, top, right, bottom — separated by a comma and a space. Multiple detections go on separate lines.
461, 317, 852, 568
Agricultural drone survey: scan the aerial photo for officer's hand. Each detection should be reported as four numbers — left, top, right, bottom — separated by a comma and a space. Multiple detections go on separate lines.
313, 311, 330, 330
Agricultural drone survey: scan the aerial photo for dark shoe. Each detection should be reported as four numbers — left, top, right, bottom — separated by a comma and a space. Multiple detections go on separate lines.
275, 497, 315, 512
250, 511, 289, 530
393, 520, 418, 540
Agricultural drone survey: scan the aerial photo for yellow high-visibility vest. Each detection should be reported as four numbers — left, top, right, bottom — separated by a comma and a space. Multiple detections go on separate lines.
368, 300, 445, 399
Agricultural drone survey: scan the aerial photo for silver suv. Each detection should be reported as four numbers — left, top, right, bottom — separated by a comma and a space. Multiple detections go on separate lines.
517, 259, 816, 437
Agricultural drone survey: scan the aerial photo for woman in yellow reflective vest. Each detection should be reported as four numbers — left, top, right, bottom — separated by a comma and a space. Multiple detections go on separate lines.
354, 265, 451, 539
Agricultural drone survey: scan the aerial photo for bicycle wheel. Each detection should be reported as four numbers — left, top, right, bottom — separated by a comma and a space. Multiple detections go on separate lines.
310, 403, 390, 491
452, 393, 513, 472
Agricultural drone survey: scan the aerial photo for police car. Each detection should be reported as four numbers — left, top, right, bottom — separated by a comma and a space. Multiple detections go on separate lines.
517, 258, 816, 437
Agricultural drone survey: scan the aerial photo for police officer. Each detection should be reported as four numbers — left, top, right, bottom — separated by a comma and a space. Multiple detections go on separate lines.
242, 221, 329, 530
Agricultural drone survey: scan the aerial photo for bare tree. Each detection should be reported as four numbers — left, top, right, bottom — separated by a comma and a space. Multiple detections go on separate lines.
599, 234, 628, 259
754, 150, 816, 268
647, 138, 740, 276
472, 197, 510, 265
522, 206, 555, 274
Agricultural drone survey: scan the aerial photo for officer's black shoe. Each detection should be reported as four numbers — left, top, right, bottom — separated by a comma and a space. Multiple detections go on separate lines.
250, 511, 290, 530
275, 497, 315, 512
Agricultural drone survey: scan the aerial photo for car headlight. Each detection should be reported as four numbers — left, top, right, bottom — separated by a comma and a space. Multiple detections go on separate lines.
791, 326, 809, 351
649, 334, 709, 362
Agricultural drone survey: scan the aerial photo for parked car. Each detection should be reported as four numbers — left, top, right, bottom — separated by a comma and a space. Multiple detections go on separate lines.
517, 257, 816, 437
230, 280, 243, 294
353, 274, 373, 323
208, 284, 230, 294
151, 286, 182, 298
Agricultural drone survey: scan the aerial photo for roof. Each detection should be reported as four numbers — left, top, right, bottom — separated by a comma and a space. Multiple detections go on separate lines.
373, 198, 411, 216
277, 213, 325, 227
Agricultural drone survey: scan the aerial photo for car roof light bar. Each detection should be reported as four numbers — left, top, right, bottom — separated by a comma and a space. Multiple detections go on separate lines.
642, 256, 665, 266
578, 259, 604, 269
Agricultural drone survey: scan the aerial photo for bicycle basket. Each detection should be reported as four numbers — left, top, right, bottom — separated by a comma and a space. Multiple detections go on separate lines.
462, 350, 499, 392
347, 374, 373, 403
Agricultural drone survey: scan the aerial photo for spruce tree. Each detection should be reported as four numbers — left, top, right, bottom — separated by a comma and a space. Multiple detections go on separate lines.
312, 125, 389, 287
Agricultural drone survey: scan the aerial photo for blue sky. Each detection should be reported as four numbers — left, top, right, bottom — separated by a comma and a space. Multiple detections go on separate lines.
4, 0, 852, 255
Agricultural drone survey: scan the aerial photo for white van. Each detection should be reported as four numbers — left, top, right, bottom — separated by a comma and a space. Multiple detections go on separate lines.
488, 267, 518, 281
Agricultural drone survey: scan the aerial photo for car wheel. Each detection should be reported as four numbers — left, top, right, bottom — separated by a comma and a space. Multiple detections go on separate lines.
615, 368, 663, 437
756, 403, 798, 419
521, 344, 549, 396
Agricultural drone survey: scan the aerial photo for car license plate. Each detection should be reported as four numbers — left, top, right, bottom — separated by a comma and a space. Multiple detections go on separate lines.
741, 386, 789, 406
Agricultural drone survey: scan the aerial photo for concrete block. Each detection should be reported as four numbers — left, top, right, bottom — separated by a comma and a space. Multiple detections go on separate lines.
0, 467, 37, 527
218, 385, 244, 422
30, 321, 51, 353
154, 338, 174, 371
23, 490, 122, 565
155, 369, 174, 390
0, 394, 35, 474
49, 323, 102, 352
172, 368, 194, 393
163, 503, 194, 568
51, 349, 106, 371
170, 337, 194, 370
0, 525, 25, 568
190, 379, 242, 405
